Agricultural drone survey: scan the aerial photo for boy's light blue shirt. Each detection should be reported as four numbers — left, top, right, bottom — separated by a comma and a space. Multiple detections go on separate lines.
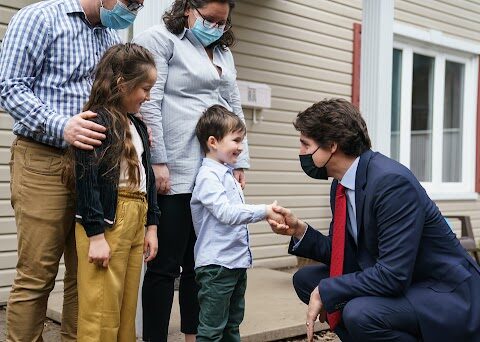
191, 158, 266, 269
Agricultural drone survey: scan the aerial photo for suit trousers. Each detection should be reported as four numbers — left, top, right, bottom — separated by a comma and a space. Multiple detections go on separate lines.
293, 264, 421, 342
76, 190, 147, 342
7, 137, 77, 342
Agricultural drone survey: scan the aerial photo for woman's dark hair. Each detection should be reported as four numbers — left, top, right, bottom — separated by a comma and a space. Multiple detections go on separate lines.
195, 104, 246, 154
163, 0, 236, 49
293, 98, 372, 157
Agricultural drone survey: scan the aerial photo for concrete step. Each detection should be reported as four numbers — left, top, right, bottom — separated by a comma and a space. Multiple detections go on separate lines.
47, 268, 329, 341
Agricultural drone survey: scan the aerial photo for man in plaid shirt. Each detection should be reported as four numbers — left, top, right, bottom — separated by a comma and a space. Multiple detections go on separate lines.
0, 0, 143, 340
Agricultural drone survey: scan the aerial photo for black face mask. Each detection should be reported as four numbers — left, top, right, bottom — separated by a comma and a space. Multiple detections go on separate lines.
299, 146, 333, 180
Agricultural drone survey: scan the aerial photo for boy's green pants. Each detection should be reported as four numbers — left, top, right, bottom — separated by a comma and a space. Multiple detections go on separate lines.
195, 265, 247, 342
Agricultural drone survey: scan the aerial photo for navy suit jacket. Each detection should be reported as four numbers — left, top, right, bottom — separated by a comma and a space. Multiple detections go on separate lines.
289, 150, 480, 341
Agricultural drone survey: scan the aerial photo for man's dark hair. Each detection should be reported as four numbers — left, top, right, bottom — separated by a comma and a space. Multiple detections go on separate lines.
163, 0, 236, 49
195, 104, 246, 154
294, 98, 372, 157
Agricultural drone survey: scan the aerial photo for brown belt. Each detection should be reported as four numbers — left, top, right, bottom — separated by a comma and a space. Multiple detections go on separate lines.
17, 135, 64, 154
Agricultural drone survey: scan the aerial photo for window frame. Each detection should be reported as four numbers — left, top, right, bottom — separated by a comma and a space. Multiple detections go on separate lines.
392, 39, 478, 200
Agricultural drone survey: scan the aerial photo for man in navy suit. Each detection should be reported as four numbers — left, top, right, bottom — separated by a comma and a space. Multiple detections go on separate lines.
269, 99, 480, 342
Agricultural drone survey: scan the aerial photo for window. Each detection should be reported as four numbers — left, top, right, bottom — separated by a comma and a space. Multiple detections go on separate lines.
391, 42, 477, 198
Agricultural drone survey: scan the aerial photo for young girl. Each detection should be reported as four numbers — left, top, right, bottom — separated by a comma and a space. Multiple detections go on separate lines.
65, 43, 161, 341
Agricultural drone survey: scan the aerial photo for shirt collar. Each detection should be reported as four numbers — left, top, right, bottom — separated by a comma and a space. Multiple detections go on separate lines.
340, 157, 360, 191
202, 158, 234, 177
177, 27, 188, 39
65, 0, 84, 14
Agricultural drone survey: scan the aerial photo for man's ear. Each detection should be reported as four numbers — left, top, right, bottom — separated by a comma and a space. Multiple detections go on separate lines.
330, 142, 338, 154
207, 136, 217, 151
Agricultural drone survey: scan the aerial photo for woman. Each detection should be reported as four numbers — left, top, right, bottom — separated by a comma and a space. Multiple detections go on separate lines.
133, 1, 249, 341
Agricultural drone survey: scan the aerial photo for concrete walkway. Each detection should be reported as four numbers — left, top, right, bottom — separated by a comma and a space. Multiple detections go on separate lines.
47, 268, 330, 341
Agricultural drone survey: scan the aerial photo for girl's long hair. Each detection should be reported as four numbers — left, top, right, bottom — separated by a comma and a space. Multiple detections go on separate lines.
163, 0, 237, 49
63, 43, 156, 190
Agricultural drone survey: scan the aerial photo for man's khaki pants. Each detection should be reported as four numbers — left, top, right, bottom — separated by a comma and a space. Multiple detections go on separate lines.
76, 190, 146, 342
7, 137, 77, 342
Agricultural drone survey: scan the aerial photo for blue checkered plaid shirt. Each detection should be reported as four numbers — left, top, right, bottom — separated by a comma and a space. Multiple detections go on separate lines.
0, 0, 121, 149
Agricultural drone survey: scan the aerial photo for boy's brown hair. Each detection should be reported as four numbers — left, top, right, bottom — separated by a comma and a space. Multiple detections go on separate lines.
195, 105, 246, 154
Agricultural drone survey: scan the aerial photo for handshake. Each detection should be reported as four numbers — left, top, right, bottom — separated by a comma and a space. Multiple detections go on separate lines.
265, 201, 308, 240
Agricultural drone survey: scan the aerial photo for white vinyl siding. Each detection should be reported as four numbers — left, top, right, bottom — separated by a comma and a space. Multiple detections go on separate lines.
395, 0, 480, 44
233, 0, 362, 268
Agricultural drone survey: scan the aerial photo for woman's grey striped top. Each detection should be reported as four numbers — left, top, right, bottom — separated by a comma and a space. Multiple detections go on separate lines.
133, 24, 250, 195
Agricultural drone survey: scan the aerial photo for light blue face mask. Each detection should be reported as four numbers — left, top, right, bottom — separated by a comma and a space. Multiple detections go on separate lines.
191, 17, 224, 47
100, 0, 137, 30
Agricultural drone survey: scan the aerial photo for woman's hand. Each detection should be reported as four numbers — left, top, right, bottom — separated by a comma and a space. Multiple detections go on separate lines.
88, 233, 111, 268
144, 225, 158, 262
152, 163, 170, 194
233, 168, 246, 189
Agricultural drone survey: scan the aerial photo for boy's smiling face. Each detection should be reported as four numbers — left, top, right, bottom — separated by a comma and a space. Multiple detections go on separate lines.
207, 130, 244, 165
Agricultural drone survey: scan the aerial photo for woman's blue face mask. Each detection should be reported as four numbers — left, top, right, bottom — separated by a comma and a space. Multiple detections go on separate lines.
100, 0, 137, 30
190, 9, 225, 47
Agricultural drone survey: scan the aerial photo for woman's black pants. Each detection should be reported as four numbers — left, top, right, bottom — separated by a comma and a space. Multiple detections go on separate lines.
142, 194, 200, 341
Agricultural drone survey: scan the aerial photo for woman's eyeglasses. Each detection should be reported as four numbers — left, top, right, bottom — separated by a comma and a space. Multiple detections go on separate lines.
194, 8, 232, 32
127, 0, 143, 12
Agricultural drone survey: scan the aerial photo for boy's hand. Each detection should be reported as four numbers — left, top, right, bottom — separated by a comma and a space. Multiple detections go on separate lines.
88, 233, 111, 268
266, 200, 286, 225
144, 225, 158, 262
268, 204, 307, 239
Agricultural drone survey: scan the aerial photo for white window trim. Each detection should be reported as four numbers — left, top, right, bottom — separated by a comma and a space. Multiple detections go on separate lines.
392, 38, 479, 201
360, 0, 394, 156
394, 22, 480, 55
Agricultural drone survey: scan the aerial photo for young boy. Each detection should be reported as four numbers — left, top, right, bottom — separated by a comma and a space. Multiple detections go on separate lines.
191, 105, 283, 341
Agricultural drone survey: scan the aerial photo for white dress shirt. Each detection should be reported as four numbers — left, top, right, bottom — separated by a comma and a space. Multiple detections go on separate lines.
294, 156, 360, 248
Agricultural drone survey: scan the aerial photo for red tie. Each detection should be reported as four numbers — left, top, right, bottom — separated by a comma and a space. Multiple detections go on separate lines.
327, 183, 347, 330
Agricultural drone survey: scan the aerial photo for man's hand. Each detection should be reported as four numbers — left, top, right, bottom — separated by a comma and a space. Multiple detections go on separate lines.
152, 163, 170, 194
64, 111, 106, 150
306, 287, 327, 342
233, 168, 246, 189
88, 233, 111, 268
144, 225, 158, 262
268, 205, 307, 239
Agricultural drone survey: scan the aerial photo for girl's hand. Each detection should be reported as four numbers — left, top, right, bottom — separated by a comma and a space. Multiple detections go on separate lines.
144, 225, 158, 262
88, 234, 111, 268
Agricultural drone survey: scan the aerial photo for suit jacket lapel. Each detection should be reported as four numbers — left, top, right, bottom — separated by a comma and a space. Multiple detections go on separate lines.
355, 149, 373, 242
